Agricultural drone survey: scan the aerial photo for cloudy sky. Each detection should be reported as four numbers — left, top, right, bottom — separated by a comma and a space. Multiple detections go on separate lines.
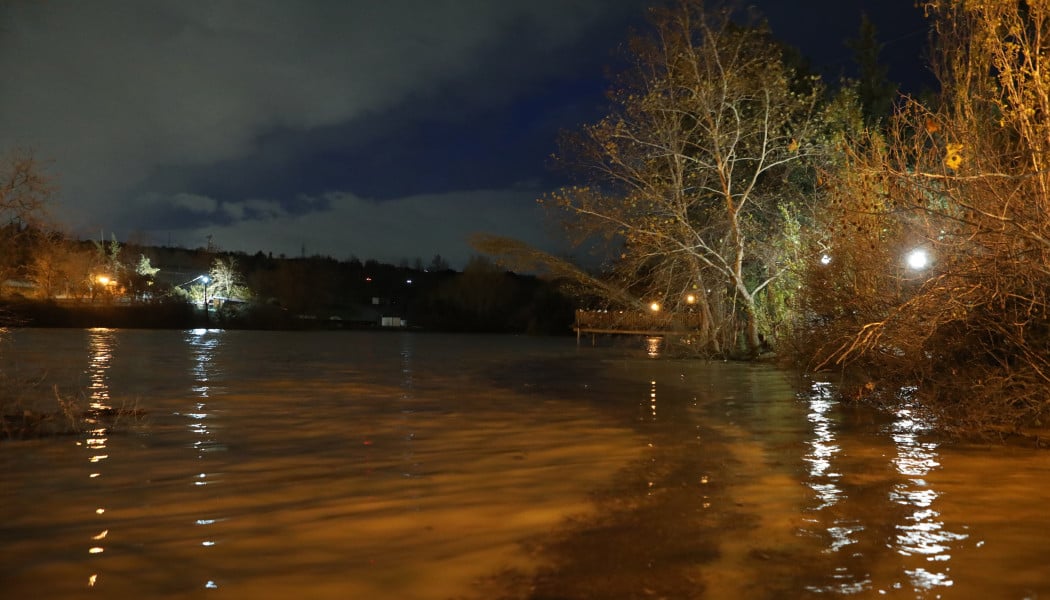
0, 0, 928, 269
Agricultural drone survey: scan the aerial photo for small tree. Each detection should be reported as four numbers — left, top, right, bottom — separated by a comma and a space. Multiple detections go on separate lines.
0, 149, 51, 292
428, 254, 450, 272
92, 234, 123, 278
88, 234, 125, 302
59, 245, 96, 301
846, 13, 898, 127
125, 254, 160, 301
25, 230, 67, 299
0, 149, 50, 226
209, 256, 251, 303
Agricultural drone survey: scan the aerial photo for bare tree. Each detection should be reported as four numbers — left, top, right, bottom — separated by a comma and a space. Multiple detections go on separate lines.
209, 256, 250, 302
0, 149, 52, 290
0, 149, 50, 225
548, 0, 829, 357
60, 244, 97, 301
25, 230, 67, 299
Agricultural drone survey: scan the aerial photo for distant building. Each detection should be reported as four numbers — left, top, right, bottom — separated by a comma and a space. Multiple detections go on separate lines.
1, 279, 39, 297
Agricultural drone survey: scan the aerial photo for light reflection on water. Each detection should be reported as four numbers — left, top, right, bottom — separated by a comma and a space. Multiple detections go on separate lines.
398, 334, 421, 482
889, 400, 968, 593
2, 331, 649, 598
184, 328, 227, 591
798, 381, 970, 596
86, 328, 114, 412
645, 335, 663, 358
802, 381, 862, 568
83, 328, 116, 587
4, 331, 1050, 598
184, 328, 226, 456
804, 381, 843, 511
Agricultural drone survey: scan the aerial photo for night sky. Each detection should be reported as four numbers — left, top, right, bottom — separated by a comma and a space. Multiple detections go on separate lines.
0, 1, 930, 268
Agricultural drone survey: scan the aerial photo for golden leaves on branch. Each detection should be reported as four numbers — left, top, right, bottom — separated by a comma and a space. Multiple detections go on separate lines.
944, 143, 964, 171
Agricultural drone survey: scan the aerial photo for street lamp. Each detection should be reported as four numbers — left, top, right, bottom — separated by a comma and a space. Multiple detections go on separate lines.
905, 249, 929, 270
649, 301, 661, 312
201, 275, 210, 319
94, 275, 115, 303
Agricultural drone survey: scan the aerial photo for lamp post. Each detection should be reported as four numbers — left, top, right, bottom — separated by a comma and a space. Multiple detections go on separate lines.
201, 275, 210, 322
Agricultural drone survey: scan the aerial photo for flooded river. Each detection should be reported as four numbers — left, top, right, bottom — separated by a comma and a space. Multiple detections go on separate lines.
2, 329, 1049, 599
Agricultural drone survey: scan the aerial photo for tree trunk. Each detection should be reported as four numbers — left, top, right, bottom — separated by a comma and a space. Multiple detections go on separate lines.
699, 297, 721, 355
744, 306, 762, 358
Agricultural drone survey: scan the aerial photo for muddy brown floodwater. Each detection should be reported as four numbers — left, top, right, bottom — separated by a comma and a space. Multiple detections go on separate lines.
2, 329, 1050, 599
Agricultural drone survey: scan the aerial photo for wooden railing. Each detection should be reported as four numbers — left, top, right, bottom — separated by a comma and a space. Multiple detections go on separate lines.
573, 309, 703, 338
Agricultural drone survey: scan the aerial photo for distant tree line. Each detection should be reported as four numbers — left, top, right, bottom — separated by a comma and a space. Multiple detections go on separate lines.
0, 220, 575, 334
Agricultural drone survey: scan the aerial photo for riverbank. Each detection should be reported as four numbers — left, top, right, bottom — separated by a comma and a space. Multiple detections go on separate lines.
0, 299, 379, 331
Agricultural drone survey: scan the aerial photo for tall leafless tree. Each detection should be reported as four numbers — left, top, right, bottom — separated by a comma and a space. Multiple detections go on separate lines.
546, 0, 830, 356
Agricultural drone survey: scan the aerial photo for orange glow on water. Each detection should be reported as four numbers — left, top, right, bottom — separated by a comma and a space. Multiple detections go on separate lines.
4, 332, 1050, 598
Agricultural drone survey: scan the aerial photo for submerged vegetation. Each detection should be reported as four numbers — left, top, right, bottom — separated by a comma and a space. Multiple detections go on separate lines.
0, 374, 145, 440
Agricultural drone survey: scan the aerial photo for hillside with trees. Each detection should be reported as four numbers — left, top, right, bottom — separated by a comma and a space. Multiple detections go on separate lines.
0, 226, 575, 334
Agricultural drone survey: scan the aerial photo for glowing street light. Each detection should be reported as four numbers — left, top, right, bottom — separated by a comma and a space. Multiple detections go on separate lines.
94, 274, 115, 303
201, 275, 210, 312
685, 294, 697, 305
905, 249, 929, 270
649, 302, 661, 312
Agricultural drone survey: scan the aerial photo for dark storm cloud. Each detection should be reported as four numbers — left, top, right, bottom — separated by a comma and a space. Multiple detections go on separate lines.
0, 0, 646, 264
159, 187, 559, 268
137, 78, 599, 206
120, 191, 332, 232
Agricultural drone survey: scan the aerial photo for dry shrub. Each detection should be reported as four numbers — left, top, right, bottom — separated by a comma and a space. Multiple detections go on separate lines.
791, 2, 1050, 438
